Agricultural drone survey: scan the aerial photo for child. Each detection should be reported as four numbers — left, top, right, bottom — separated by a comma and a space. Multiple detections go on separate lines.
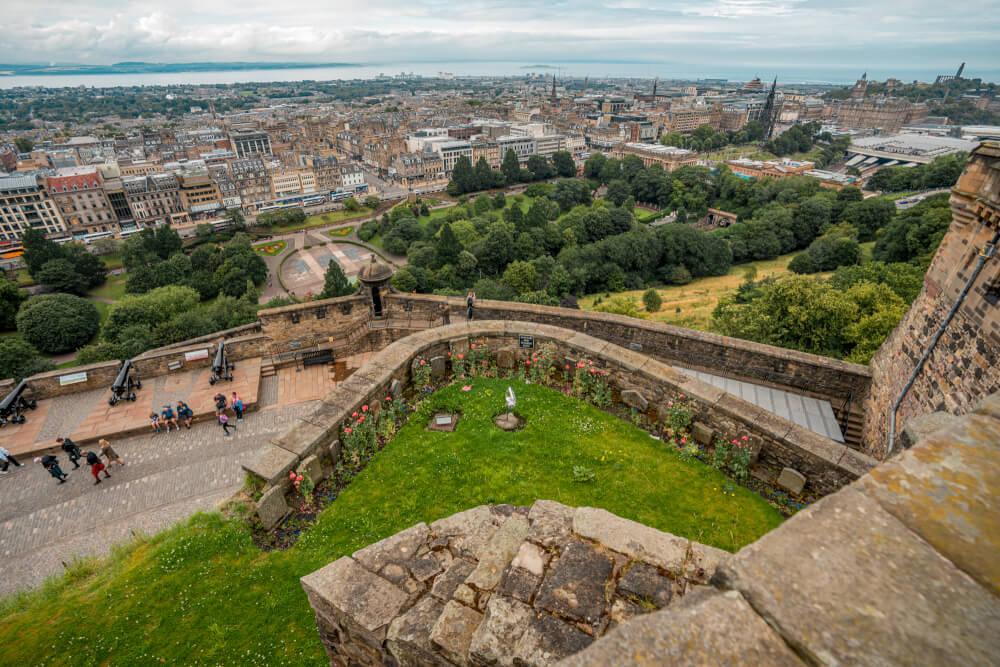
86, 450, 111, 485
177, 400, 194, 429
149, 412, 163, 434
230, 392, 244, 422
218, 411, 233, 437
160, 404, 179, 432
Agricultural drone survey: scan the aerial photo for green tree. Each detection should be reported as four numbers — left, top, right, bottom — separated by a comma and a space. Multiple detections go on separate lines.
501, 149, 521, 185
605, 179, 630, 207
16, 293, 100, 354
391, 267, 417, 292
434, 223, 462, 269
364, 195, 381, 209
344, 197, 361, 212
552, 151, 576, 178
593, 295, 643, 319
104, 285, 200, 344
318, 260, 354, 299
13, 137, 34, 153
21, 229, 65, 276
642, 288, 662, 313
35, 258, 83, 294
501, 260, 538, 295
0, 277, 25, 330
0, 336, 54, 380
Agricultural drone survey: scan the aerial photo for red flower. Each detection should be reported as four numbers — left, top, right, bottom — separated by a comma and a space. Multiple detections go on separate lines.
482, 361, 487, 365
680, 438, 687, 444
345, 427, 352, 434
447, 351, 452, 356
362, 405, 368, 412
741, 435, 748, 441
289, 471, 296, 479
589, 369, 595, 374
419, 360, 425, 365
679, 394, 685, 398
352, 412, 358, 417
385, 396, 391, 401
458, 354, 464, 359
525, 360, 531, 365
565, 365, 570, 370
359, 415, 366, 422
470, 344, 476, 349
296, 475, 303, 482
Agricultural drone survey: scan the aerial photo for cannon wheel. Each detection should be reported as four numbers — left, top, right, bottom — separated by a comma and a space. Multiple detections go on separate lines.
16, 415, 25, 424
226, 373, 234, 381
28, 400, 37, 410
209, 377, 216, 385
108, 396, 117, 406
135, 380, 142, 389
128, 393, 137, 402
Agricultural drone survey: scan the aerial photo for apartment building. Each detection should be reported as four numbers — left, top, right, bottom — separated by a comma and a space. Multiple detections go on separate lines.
271, 168, 317, 198
496, 135, 536, 163
46, 168, 118, 235
230, 157, 272, 208
230, 129, 273, 158
175, 168, 223, 215
726, 158, 815, 180
122, 173, 186, 226
0, 173, 65, 241
303, 155, 341, 195
339, 164, 366, 191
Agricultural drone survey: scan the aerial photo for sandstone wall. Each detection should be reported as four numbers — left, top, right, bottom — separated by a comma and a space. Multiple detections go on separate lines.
258, 293, 371, 354
864, 141, 1000, 456
20, 361, 121, 401
132, 333, 269, 378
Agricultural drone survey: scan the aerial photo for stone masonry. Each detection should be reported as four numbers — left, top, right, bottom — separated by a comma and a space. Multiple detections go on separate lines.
301, 501, 730, 666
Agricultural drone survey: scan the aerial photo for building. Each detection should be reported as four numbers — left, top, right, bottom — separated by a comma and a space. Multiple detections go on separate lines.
533, 134, 567, 158
271, 168, 317, 199
0, 144, 17, 172
303, 155, 342, 195
0, 173, 65, 241
45, 168, 118, 236
609, 143, 698, 171
837, 98, 912, 134
175, 167, 223, 216
122, 173, 186, 226
726, 157, 815, 180
433, 140, 474, 174
230, 130, 273, 158
496, 136, 536, 163
339, 164, 366, 191
230, 157, 272, 209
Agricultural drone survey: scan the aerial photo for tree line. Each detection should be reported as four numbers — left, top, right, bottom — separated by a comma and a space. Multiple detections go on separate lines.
447, 150, 577, 196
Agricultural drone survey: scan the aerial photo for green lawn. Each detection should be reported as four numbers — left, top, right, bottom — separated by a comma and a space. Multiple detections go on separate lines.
87, 273, 127, 301
253, 240, 287, 256
0, 378, 781, 666
99, 251, 123, 270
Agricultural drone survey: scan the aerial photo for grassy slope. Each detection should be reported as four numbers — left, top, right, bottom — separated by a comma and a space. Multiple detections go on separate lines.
0, 378, 781, 666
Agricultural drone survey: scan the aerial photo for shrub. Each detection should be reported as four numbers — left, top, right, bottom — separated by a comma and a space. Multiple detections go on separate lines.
0, 336, 54, 380
642, 288, 662, 313
788, 253, 815, 274
667, 265, 693, 285
667, 398, 692, 432
16, 293, 99, 354
358, 220, 378, 241
571, 465, 595, 483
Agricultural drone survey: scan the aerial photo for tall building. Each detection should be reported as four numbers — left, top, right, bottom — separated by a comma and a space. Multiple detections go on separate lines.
230, 157, 272, 209
46, 168, 118, 236
229, 130, 273, 158
0, 174, 65, 241
122, 173, 186, 226
303, 155, 341, 194
837, 97, 912, 134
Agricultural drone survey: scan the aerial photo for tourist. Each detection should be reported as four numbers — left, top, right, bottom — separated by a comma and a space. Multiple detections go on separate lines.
218, 411, 233, 437
177, 400, 194, 429
466, 291, 476, 320
149, 412, 163, 434
99, 439, 124, 468
0, 445, 24, 474
160, 404, 179, 432
214, 393, 228, 416
57, 437, 83, 469
86, 451, 111, 485
230, 392, 244, 422
35, 455, 68, 484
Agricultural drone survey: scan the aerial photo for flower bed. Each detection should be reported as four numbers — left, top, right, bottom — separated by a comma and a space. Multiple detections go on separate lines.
328, 226, 354, 237
253, 240, 287, 256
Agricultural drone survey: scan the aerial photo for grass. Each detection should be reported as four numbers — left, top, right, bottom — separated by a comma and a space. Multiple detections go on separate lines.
253, 240, 287, 256
0, 378, 781, 666
580, 252, 832, 331
14, 267, 34, 287
87, 273, 128, 301
328, 226, 354, 237
99, 251, 123, 270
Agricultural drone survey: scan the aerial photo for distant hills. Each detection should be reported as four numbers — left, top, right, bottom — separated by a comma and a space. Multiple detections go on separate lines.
0, 61, 357, 76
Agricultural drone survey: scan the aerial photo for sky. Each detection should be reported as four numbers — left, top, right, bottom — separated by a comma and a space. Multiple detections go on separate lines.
1, 0, 996, 78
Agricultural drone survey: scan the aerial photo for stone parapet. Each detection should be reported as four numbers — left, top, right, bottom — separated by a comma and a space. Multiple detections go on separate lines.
20, 361, 121, 401
301, 501, 730, 667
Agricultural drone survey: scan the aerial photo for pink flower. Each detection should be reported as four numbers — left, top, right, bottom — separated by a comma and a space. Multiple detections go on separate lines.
668, 401, 674, 407
462, 385, 472, 391
386, 396, 392, 401
296, 475, 303, 482
482, 361, 487, 366
679, 394, 684, 398
525, 360, 531, 365
359, 415, 365, 422
458, 354, 464, 359
345, 427, 352, 434
470, 344, 476, 349
362, 405, 368, 412
731, 440, 737, 445
448, 352, 452, 356
680, 438, 687, 444
352, 412, 358, 417
289, 471, 296, 479
741, 435, 748, 441
565, 365, 570, 370
419, 360, 425, 366
589, 369, 595, 374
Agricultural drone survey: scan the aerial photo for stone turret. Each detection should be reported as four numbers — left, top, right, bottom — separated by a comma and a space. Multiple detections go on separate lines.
357, 253, 393, 316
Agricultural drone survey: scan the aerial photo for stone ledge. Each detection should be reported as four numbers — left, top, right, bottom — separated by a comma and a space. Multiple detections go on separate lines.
241, 444, 298, 486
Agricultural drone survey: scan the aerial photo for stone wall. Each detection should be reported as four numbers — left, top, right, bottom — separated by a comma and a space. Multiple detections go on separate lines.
244, 321, 875, 531
258, 293, 371, 354
21, 361, 121, 401
132, 332, 269, 378
864, 141, 1000, 456
301, 501, 731, 667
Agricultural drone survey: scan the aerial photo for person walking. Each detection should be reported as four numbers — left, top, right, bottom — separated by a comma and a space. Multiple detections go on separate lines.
466, 291, 476, 320
177, 400, 194, 429
57, 437, 82, 469
160, 405, 179, 432
0, 445, 24, 474
230, 392, 244, 422
99, 439, 124, 468
85, 451, 111, 485
35, 455, 68, 484
218, 411, 233, 437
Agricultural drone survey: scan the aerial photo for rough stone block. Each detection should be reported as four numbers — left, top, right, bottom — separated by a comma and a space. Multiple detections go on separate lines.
776, 467, 806, 496
616, 562, 672, 608
431, 559, 476, 601
513, 612, 594, 666
301, 556, 409, 646
899, 411, 959, 450
560, 589, 803, 666
573, 507, 689, 575
691, 421, 714, 446
535, 541, 614, 627
684, 542, 730, 585
713, 487, 1000, 666
498, 565, 541, 605
328, 439, 341, 465
469, 595, 534, 667
620, 389, 648, 411
453, 583, 477, 606
527, 499, 574, 548
510, 541, 549, 577
242, 444, 299, 486
353, 522, 429, 574
429, 600, 483, 665
430, 355, 447, 379
465, 516, 530, 592
256, 485, 290, 531
608, 597, 642, 626
431, 505, 498, 560
408, 556, 443, 583
390, 378, 403, 398
386, 595, 447, 666
496, 346, 517, 369
297, 454, 322, 486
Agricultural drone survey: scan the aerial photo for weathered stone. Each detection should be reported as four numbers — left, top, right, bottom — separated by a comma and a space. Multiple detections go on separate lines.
327, 439, 341, 464
713, 487, 1000, 666
512, 612, 594, 666
497, 565, 541, 605
297, 454, 322, 485
242, 443, 299, 486
616, 562, 673, 608
431, 505, 499, 560
494, 413, 522, 431
620, 389, 648, 411
389, 378, 403, 398
469, 595, 534, 667
573, 507, 689, 575
691, 421, 714, 446
535, 541, 613, 627
510, 541, 548, 577
386, 595, 448, 666
431, 559, 476, 601
560, 588, 803, 666
430, 355, 447, 378
466, 517, 530, 592
353, 522, 429, 573
526, 499, 574, 549
899, 410, 959, 450
409, 556, 443, 583
496, 346, 517, 369
684, 542, 730, 585
776, 467, 806, 495
380, 563, 408, 585
429, 600, 483, 664
453, 583, 477, 606
608, 597, 642, 626
301, 556, 409, 645
256, 485, 290, 531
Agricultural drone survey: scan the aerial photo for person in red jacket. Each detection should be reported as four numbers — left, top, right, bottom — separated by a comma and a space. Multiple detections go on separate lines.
86, 451, 112, 485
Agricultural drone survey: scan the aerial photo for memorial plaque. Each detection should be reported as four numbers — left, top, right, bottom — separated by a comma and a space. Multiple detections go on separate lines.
629, 342, 643, 352
185, 349, 209, 361
518, 334, 535, 349
58, 371, 88, 386
167, 361, 184, 371
435, 415, 453, 426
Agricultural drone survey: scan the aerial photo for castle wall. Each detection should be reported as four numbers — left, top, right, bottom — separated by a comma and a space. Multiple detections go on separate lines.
864, 142, 1000, 456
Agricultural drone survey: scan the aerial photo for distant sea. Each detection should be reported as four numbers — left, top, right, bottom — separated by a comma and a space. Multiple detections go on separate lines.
1, 61, 997, 89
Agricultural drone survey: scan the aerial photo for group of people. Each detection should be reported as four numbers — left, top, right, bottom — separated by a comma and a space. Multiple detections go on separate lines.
149, 400, 194, 434
214, 391, 243, 436
16, 437, 126, 486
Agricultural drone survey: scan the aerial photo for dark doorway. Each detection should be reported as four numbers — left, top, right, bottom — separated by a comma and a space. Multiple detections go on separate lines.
372, 288, 383, 316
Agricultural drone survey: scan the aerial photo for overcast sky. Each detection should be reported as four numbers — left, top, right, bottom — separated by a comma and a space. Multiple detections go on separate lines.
1, 0, 995, 76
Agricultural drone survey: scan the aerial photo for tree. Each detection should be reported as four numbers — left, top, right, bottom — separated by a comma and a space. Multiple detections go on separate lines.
318, 260, 354, 299
36, 258, 84, 294
64, 245, 106, 288
606, 179, 630, 207
21, 229, 65, 276
364, 195, 381, 209
391, 267, 417, 292
434, 223, 462, 269
593, 295, 643, 319
0, 336, 53, 380
841, 197, 895, 242
501, 149, 521, 185
13, 137, 34, 153
16, 293, 100, 354
526, 155, 553, 181
501, 260, 538, 295
343, 197, 361, 212
104, 285, 200, 344
552, 151, 576, 178
196, 223, 213, 237
0, 277, 25, 330
642, 288, 662, 313
225, 208, 246, 230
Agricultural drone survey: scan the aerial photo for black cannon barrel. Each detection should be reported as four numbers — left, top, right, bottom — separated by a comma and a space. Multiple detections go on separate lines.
111, 360, 132, 391
213, 342, 226, 370
0, 379, 28, 411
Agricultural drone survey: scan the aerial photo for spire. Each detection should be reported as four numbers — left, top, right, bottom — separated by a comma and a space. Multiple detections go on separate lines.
551, 73, 557, 104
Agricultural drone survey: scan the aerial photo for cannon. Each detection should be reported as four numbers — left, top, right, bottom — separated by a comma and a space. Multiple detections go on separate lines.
209, 341, 234, 385
108, 360, 141, 406
0, 380, 37, 426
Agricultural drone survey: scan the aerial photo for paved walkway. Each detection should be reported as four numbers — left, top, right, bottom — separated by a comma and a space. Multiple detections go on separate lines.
0, 352, 372, 598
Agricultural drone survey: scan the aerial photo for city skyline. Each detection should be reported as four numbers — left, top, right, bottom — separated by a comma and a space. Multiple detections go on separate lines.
2, 0, 996, 76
